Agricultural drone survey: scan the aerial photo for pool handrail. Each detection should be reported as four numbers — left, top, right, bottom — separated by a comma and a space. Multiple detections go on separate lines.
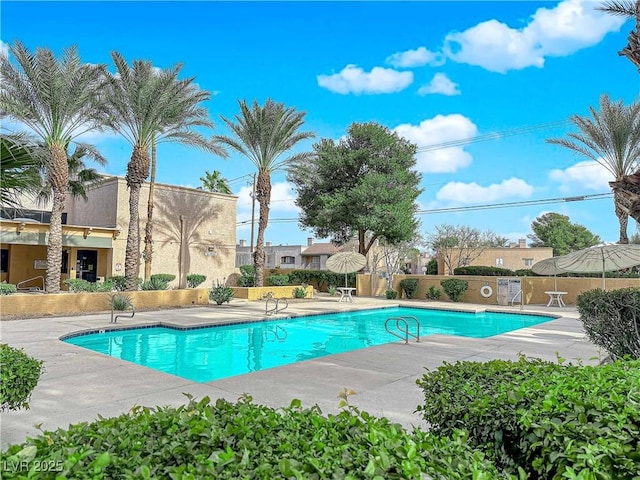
265, 297, 288, 315
384, 316, 420, 345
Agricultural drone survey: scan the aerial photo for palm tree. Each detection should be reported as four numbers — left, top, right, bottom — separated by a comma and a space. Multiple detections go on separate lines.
0, 133, 42, 211
547, 95, 640, 243
215, 99, 314, 287
598, 0, 640, 71
102, 52, 226, 291
0, 42, 106, 293
198, 170, 232, 194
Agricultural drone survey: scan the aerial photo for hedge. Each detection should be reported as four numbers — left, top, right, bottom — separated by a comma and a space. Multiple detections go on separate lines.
453, 266, 516, 276
416, 357, 640, 478
0, 344, 44, 412
1, 396, 508, 479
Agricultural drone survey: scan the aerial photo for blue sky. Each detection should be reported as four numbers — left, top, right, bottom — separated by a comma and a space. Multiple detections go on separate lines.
2, 0, 639, 248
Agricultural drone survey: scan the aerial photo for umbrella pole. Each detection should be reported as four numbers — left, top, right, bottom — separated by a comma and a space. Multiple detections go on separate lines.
554, 274, 557, 292
344, 273, 348, 288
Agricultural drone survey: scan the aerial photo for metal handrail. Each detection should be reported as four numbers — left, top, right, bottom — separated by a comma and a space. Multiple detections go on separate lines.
384, 316, 421, 344
265, 298, 289, 315
510, 289, 523, 310
17, 276, 44, 292
111, 299, 135, 324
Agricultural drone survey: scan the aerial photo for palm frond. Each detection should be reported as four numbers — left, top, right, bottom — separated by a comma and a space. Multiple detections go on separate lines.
596, 0, 636, 16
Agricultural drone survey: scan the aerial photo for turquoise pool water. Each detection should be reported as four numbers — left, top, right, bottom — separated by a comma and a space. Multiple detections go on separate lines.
64, 307, 552, 383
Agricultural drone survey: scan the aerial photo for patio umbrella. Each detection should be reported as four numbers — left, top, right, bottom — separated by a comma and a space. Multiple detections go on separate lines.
326, 252, 367, 287
531, 256, 569, 291
555, 243, 640, 289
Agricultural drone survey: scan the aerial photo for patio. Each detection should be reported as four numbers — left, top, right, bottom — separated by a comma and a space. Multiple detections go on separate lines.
0, 298, 600, 448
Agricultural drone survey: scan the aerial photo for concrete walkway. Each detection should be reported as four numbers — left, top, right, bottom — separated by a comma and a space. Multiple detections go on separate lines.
0, 298, 600, 448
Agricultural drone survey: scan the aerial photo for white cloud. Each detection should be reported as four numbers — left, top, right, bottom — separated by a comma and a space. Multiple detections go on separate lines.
317, 64, 413, 94
443, 0, 626, 73
393, 114, 478, 173
417, 73, 460, 96
386, 46, 444, 68
0, 40, 8, 59
235, 181, 298, 213
436, 177, 534, 203
549, 160, 613, 192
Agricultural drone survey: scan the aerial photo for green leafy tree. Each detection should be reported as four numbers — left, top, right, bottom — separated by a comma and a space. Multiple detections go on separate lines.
102, 53, 225, 291
198, 170, 232, 194
427, 224, 508, 275
289, 122, 422, 257
0, 133, 42, 210
0, 42, 106, 293
527, 213, 601, 256
547, 95, 640, 244
215, 99, 315, 287
597, 0, 640, 71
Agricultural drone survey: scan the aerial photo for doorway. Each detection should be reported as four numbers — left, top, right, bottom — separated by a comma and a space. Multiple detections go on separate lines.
76, 250, 98, 282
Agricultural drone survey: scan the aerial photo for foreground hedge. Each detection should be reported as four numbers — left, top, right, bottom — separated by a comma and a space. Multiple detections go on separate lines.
0, 344, 44, 412
416, 357, 640, 478
1, 396, 508, 479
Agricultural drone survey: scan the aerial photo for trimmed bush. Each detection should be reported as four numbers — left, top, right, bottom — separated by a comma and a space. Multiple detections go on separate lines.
0, 283, 17, 295
150, 273, 176, 283
186, 274, 207, 288
416, 357, 640, 478
513, 269, 533, 276
292, 287, 307, 298
453, 266, 516, 276
0, 344, 44, 412
209, 282, 234, 305
238, 265, 255, 287
385, 289, 398, 299
399, 278, 419, 299
267, 274, 290, 286
140, 277, 169, 291
288, 269, 355, 290
425, 285, 442, 301
0, 396, 507, 479
440, 278, 468, 302
65, 279, 114, 293
576, 287, 640, 360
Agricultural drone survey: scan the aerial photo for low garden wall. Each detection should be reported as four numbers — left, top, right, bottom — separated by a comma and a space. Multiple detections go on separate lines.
0, 288, 209, 318
232, 285, 314, 301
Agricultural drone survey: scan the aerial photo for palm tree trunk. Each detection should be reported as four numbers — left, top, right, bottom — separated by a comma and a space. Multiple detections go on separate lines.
45, 144, 69, 293
614, 188, 630, 244
253, 171, 271, 287
124, 145, 150, 291
143, 136, 157, 281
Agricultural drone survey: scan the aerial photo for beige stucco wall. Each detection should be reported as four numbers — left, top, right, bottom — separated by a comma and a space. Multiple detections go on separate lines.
437, 246, 553, 275
67, 177, 237, 288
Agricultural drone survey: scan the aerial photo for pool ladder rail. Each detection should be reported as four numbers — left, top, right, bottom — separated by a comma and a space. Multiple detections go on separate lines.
110, 299, 136, 324
265, 298, 288, 316
384, 316, 421, 345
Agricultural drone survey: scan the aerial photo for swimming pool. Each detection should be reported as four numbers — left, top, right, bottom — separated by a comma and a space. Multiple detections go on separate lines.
64, 307, 553, 383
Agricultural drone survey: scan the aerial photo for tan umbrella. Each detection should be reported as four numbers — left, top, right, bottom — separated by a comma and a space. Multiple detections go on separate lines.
531, 256, 569, 291
326, 252, 367, 287
556, 243, 640, 289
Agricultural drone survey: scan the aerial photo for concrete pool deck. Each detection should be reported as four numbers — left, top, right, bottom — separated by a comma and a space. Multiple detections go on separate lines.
0, 297, 601, 448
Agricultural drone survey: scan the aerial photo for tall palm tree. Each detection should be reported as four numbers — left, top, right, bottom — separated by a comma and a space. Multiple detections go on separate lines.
598, 0, 640, 71
0, 133, 42, 211
198, 170, 232, 194
0, 42, 106, 293
102, 52, 226, 291
142, 135, 157, 282
547, 95, 640, 243
215, 99, 314, 287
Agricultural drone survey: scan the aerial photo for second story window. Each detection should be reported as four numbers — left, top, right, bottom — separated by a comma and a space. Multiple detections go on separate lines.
496, 258, 503, 267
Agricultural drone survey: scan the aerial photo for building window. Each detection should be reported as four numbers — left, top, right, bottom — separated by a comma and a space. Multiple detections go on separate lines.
496, 258, 503, 267
523, 258, 533, 267
1, 249, 8, 273
281, 256, 295, 264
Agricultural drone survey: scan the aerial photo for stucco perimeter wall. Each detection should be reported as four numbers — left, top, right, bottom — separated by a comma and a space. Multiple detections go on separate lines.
1, 289, 209, 318
233, 285, 315, 301
357, 274, 640, 305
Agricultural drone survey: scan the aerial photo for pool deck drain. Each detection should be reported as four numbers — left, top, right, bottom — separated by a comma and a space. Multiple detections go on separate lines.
0, 298, 600, 448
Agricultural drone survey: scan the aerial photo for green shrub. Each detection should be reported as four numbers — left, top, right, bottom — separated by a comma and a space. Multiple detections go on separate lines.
209, 282, 234, 305
399, 278, 419, 299
327, 285, 338, 296
65, 279, 114, 293
237, 264, 255, 287
106, 276, 142, 291
416, 357, 640, 478
385, 289, 398, 299
513, 269, 533, 276
0, 344, 44, 412
288, 269, 355, 290
440, 278, 468, 302
453, 266, 516, 276
150, 273, 176, 283
0, 396, 507, 479
186, 274, 207, 288
267, 274, 290, 286
140, 277, 169, 291
425, 258, 438, 275
576, 287, 640, 360
0, 283, 17, 295
107, 293, 133, 311
292, 287, 307, 298
425, 285, 442, 300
